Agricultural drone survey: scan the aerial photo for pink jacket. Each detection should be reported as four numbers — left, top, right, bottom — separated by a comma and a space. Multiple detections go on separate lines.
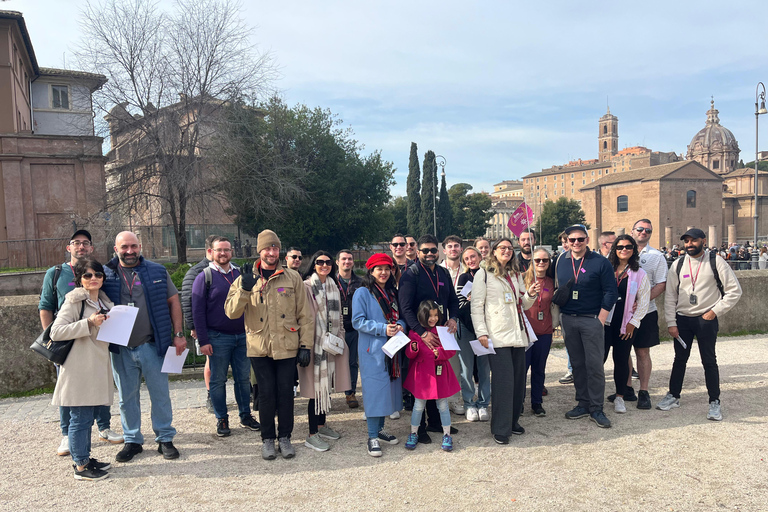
403, 328, 460, 400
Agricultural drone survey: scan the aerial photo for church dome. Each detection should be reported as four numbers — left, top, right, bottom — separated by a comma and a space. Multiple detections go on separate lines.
686, 99, 740, 174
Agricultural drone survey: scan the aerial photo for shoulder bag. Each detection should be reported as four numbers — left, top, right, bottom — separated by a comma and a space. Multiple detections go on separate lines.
30, 301, 86, 365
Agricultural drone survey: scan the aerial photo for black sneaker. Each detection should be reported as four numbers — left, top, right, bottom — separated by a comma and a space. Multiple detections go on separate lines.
493, 434, 509, 445
73, 464, 109, 481
532, 404, 546, 417
157, 441, 180, 459
637, 390, 652, 410
608, 388, 637, 403
240, 415, 261, 431
511, 423, 525, 435
590, 410, 612, 428
565, 405, 590, 420
377, 429, 399, 445
632, 369, 639, 380
418, 432, 432, 444
86, 458, 111, 471
206, 392, 214, 414
115, 442, 143, 462
217, 418, 231, 437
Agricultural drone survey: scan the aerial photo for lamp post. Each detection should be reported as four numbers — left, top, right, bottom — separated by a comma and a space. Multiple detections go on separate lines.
753, 83, 767, 269
435, 155, 446, 237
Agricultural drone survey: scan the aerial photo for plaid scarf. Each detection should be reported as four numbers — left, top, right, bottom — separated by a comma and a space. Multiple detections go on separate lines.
371, 284, 401, 380
309, 273, 342, 415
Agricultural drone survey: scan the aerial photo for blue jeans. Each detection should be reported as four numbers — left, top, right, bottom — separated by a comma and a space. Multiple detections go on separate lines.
366, 416, 386, 439
68, 406, 95, 467
344, 330, 359, 396
411, 398, 450, 428
60, 405, 112, 435
111, 343, 176, 444
207, 330, 251, 421
457, 324, 491, 409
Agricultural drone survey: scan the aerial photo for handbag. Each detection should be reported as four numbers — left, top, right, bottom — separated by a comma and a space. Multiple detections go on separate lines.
321, 331, 345, 356
30, 301, 86, 365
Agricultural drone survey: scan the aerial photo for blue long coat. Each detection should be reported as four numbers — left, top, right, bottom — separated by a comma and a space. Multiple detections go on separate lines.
351, 287, 406, 418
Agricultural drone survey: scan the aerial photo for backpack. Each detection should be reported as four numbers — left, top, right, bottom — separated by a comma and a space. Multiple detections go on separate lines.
203, 267, 213, 298
675, 250, 724, 298
51, 264, 63, 313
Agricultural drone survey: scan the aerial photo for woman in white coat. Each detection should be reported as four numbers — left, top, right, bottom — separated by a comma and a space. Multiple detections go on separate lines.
50, 257, 114, 481
471, 238, 539, 445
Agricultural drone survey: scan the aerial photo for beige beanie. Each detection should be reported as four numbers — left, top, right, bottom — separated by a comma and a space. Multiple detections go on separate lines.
257, 229, 281, 253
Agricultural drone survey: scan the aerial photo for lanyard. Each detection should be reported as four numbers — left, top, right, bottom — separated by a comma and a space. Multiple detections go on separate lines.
688, 254, 705, 292
337, 274, 350, 302
213, 264, 235, 286
571, 254, 586, 284
503, 273, 526, 331
447, 265, 460, 288
118, 265, 138, 298
420, 262, 440, 298
616, 264, 629, 287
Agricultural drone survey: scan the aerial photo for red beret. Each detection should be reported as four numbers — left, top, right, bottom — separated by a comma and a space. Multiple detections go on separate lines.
365, 253, 394, 270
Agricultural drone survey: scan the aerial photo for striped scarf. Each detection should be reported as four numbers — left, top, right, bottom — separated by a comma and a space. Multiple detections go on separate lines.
309, 273, 342, 415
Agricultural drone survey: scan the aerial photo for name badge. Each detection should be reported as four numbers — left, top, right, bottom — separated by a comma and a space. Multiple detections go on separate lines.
436, 364, 443, 376
504, 292, 514, 303
572, 291, 579, 300
342, 306, 349, 316
127, 302, 135, 307
437, 304, 444, 314
538, 311, 544, 321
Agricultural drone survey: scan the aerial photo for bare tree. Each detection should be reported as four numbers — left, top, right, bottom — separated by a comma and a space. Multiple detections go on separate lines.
76, 0, 277, 262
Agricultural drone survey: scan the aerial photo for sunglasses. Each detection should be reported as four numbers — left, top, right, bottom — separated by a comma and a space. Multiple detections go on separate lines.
391, 242, 406, 247
288, 255, 303, 260
615, 245, 634, 251
315, 259, 333, 266
407, 242, 416, 246
420, 247, 439, 254
568, 237, 586, 243
634, 227, 652, 234
82, 272, 105, 279
534, 258, 550, 264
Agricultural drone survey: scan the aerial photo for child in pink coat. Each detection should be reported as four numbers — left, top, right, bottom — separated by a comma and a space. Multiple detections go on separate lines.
404, 300, 460, 452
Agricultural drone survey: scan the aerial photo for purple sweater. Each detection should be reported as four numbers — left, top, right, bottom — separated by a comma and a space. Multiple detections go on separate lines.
191, 265, 245, 345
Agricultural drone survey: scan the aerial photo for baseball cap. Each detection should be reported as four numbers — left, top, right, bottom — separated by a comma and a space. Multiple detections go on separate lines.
680, 228, 706, 241
71, 229, 92, 242
564, 224, 588, 236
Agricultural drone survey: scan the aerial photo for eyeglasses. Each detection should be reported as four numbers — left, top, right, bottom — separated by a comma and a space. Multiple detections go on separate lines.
568, 237, 586, 243
288, 255, 303, 260
315, 259, 332, 266
634, 227, 652, 234
495, 245, 514, 252
213, 249, 232, 253
70, 240, 92, 247
390, 242, 406, 247
82, 272, 105, 280
420, 248, 439, 254
534, 258, 550, 264
615, 245, 634, 251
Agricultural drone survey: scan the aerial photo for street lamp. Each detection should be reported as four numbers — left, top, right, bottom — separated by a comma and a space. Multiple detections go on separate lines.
753, 82, 767, 268
435, 155, 446, 237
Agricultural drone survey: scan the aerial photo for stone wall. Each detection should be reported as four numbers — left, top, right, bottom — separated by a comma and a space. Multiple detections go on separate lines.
0, 270, 45, 296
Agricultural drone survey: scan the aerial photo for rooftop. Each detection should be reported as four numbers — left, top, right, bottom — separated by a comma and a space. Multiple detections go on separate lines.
580, 160, 721, 190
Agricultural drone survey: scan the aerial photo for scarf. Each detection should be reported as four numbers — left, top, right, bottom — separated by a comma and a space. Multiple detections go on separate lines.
371, 283, 401, 380
309, 273, 342, 415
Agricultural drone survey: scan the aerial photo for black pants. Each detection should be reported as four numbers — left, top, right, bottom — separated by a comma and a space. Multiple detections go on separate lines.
417, 400, 443, 434
307, 399, 326, 435
669, 315, 720, 402
250, 356, 295, 440
604, 325, 633, 396
488, 346, 526, 437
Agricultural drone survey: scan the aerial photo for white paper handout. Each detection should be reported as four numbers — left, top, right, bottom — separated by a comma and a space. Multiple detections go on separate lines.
96, 305, 139, 346
382, 331, 410, 358
161, 347, 189, 374
459, 280, 473, 298
675, 336, 688, 349
523, 314, 538, 351
469, 339, 495, 355
436, 326, 461, 351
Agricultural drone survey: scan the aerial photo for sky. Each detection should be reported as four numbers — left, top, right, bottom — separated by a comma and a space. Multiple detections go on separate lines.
16, 0, 768, 197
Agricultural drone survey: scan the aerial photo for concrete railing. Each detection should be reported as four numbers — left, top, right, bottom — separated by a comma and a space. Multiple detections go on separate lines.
2, 270, 767, 395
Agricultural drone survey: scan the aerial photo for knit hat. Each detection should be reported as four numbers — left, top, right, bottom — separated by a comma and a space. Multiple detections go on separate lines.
256, 229, 281, 253
365, 253, 394, 270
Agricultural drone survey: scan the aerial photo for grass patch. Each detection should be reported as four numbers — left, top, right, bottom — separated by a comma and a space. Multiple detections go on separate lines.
1, 385, 55, 399
0, 267, 41, 274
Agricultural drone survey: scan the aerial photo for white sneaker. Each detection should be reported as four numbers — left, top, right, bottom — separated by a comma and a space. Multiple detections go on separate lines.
389, 411, 400, 420
478, 407, 490, 422
614, 397, 627, 414
57, 436, 70, 456
656, 392, 680, 411
465, 406, 479, 422
450, 402, 465, 415
99, 429, 124, 444
707, 400, 723, 421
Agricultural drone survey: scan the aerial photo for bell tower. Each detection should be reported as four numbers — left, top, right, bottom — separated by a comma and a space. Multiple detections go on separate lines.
598, 108, 618, 161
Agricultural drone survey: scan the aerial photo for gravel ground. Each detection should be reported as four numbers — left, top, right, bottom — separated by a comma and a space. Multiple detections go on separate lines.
1, 336, 766, 511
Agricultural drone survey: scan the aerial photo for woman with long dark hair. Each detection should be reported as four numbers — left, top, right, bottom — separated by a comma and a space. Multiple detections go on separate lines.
604, 235, 651, 414
351, 253, 407, 457
298, 251, 351, 452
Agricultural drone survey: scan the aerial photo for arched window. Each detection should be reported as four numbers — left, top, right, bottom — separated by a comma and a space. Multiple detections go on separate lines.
617, 195, 628, 212
603, 141, 607, 149
603, 125, 607, 134
686, 190, 696, 208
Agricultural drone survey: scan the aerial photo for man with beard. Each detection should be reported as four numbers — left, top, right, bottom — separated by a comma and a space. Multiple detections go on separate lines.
284, 247, 303, 271
398, 234, 460, 443
336, 249, 363, 409
103, 231, 186, 462
598, 231, 616, 257
517, 230, 535, 272
39, 229, 122, 456
658, 228, 741, 421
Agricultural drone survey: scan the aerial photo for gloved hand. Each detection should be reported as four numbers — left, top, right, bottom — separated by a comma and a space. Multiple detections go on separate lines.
297, 348, 311, 367
241, 263, 257, 291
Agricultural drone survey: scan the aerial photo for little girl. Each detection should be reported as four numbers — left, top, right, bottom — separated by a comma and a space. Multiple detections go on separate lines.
404, 300, 460, 452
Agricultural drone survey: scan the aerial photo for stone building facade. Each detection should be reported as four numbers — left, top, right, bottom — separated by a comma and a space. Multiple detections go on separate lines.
687, 100, 740, 175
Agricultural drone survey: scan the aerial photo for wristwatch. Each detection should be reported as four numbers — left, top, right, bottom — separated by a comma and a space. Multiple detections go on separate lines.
174, 331, 185, 338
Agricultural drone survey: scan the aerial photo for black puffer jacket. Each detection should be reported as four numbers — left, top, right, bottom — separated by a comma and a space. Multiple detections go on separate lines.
181, 258, 210, 330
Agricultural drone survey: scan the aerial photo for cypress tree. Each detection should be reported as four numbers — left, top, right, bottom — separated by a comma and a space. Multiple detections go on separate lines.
436, 170, 452, 239
406, 142, 421, 235
420, 150, 437, 236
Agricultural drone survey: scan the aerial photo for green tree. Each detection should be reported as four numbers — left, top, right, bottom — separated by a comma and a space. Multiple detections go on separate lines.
381, 196, 408, 237
436, 171, 452, 238
448, 183, 493, 238
406, 142, 421, 236
744, 160, 768, 171
420, 150, 437, 236
537, 197, 589, 247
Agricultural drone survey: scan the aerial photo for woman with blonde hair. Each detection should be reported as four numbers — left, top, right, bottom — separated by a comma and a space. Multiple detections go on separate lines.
471, 238, 539, 444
